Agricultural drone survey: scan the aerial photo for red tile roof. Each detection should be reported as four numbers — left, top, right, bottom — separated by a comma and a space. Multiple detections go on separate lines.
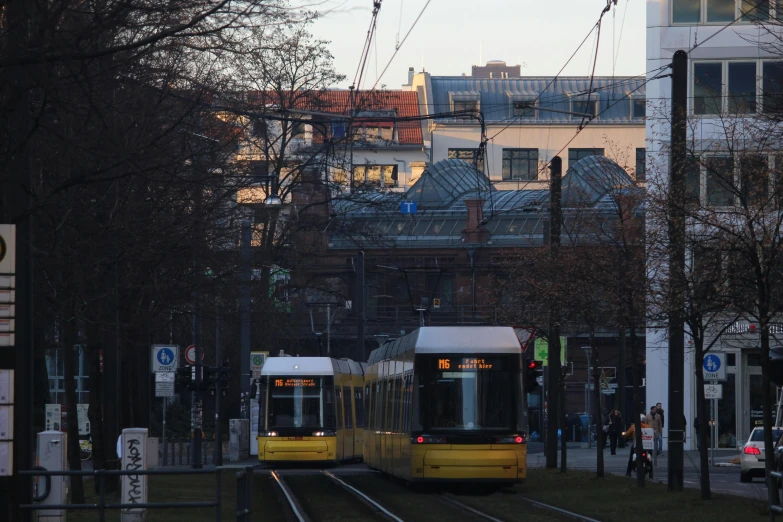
247, 90, 423, 145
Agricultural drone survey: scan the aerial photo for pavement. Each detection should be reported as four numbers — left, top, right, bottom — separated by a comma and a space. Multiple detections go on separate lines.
526, 442, 769, 499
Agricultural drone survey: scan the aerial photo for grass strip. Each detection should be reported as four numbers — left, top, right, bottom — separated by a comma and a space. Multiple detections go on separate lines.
65, 471, 286, 522
283, 473, 381, 522
513, 468, 769, 522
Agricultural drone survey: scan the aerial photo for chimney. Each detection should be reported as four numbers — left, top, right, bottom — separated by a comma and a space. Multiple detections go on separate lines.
407, 66, 415, 85
462, 199, 489, 243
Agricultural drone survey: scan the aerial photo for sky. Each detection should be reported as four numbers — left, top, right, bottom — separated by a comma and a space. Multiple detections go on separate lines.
309, 0, 647, 89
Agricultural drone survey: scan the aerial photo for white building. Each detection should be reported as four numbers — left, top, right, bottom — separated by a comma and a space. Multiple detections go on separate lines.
646, 0, 783, 451
410, 64, 648, 190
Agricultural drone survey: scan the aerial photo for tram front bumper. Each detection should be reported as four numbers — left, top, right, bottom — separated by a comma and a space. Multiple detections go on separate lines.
420, 448, 523, 482
258, 437, 335, 462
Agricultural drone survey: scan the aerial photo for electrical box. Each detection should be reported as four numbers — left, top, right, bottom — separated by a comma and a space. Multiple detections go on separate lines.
37, 431, 68, 521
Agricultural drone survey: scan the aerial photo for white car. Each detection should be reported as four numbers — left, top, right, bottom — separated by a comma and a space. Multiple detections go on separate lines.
741, 427, 783, 482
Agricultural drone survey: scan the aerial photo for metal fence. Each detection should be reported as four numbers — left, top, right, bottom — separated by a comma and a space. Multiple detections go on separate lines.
20, 466, 255, 522
770, 471, 782, 517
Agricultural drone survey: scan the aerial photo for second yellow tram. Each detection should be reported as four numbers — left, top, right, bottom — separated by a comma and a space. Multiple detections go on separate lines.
363, 326, 528, 483
256, 356, 366, 464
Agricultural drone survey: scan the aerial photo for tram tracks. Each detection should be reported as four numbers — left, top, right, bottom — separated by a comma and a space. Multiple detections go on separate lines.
270, 468, 591, 522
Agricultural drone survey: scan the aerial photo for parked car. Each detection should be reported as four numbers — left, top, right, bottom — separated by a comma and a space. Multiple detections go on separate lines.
741, 427, 783, 482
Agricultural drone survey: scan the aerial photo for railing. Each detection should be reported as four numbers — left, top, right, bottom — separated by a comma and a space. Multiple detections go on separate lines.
20, 465, 255, 522
770, 471, 783, 516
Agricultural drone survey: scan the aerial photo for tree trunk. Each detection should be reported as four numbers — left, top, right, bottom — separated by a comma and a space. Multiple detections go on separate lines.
560, 366, 567, 473
694, 335, 711, 500
761, 322, 780, 506
86, 342, 106, 494
591, 333, 604, 478
618, 328, 626, 427
62, 314, 85, 503
630, 326, 645, 487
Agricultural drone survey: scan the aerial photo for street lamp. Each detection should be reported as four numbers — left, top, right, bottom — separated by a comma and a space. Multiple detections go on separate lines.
263, 175, 282, 207
582, 345, 593, 449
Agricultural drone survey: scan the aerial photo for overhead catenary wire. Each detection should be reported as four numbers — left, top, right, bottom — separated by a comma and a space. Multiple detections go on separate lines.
371, 0, 432, 90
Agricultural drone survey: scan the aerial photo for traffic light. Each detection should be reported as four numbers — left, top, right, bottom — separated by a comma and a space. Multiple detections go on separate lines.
525, 359, 542, 393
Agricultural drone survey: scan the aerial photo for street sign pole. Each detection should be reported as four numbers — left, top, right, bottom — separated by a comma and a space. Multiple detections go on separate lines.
162, 396, 167, 467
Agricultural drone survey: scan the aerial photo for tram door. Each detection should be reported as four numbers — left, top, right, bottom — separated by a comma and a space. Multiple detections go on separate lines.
343, 385, 354, 458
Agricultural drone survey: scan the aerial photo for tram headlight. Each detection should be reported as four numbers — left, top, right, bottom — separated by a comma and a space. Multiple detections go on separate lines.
312, 430, 335, 437
264, 431, 279, 437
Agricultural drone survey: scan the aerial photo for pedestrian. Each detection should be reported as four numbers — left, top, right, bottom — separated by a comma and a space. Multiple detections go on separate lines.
608, 409, 623, 455
624, 414, 651, 476
646, 406, 663, 456
656, 402, 665, 432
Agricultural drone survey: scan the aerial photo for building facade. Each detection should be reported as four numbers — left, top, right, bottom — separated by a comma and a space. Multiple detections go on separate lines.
410, 67, 648, 191
646, 0, 783, 451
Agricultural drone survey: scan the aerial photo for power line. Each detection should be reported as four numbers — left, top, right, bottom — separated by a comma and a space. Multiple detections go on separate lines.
371, 0, 432, 90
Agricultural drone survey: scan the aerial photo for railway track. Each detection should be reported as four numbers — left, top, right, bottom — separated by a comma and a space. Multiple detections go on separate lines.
269, 468, 586, 522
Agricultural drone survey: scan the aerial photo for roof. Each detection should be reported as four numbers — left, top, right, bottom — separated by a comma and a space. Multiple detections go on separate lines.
561, 155, 636, 207
405, 159, 492, 208
261, 356, 336, 376
367, 327, 522, 362
429, 76, 646, 124
248, 90, 423, 145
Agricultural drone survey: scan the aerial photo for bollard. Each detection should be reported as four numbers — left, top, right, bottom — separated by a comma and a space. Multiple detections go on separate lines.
36, 431, 67, 522
121, 428, 148, 522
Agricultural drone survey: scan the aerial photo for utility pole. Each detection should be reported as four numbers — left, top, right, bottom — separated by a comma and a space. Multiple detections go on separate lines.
192, 308, 203, 469
356, 251, 365, 362
240, 220, 252, 417
668, 49, 688, 492
618, 328, 626, 426
214, 314, 223, 466
545, 156, 563, 469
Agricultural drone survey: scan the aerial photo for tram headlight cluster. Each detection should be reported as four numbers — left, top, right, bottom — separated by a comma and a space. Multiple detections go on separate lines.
263, 431, 279, 437
312, 430, 335, 437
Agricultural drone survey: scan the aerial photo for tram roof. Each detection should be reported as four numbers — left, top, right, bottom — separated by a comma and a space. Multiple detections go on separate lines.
368, 326, 522, 363
261, 356, 337, 376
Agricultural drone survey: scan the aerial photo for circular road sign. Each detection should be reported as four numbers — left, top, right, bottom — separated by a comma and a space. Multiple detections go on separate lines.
156, 347, 175, 366
185, 344, 196, 365
703, 354, 721, 373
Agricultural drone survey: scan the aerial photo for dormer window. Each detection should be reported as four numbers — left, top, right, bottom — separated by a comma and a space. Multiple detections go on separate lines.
571, 98, 599, 120
453, 100, 478, 113
632, 97, 647, 118
512, 100, 536, 118
449, 91, 481, 119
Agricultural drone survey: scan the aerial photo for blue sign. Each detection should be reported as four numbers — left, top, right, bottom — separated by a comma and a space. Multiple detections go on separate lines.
400, 201, 417, 214
703, 354, 721, 373
157, 347, 175, 366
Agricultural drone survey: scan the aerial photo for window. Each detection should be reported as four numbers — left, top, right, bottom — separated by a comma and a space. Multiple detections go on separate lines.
335, 386, 343, 429
453, 100, 479, 114
571, 99, 599, 119
249, 160, 269, 183
633, 98, 647, 118
268, 377, 329, 430
352, 165, 398, 188
741, 0, 771, 21
636, 148, 646, 181
502, 149, 539, 181
705, 156, 735, 206
512, 100, 536, 118
673, 0, 701, 23
448, 148, 484, 172
728, 62, 757, 113
355, 388, 365, 428
707, 0, 735, 21
740, 154, 769, 204
763, 61, 783, 113
694, 63, 723, 115
568, 148, 604, 166
353, 124, 395, 142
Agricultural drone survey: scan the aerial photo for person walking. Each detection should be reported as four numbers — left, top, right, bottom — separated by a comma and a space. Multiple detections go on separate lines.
624, 414, 651, 476
646, 406, 663, 456
608, 409, 623, 455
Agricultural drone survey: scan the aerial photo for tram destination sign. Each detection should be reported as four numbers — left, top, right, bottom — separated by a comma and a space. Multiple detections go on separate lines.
273, 378, 317, 388
434, 357, 506, 371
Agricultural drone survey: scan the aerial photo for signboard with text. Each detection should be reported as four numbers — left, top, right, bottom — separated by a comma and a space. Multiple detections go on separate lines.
250, 351, 268, 379
641, 427, 654, 450
704, 383, 723, 400
151, 345, 178, 373
703, 353, 726, 381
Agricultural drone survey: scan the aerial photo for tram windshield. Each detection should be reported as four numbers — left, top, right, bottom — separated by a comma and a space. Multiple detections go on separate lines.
420, 355, 515, 431
268, 376, 333, 429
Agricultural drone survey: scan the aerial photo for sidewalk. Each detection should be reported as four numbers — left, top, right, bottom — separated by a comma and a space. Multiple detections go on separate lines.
528, 446, 740, 470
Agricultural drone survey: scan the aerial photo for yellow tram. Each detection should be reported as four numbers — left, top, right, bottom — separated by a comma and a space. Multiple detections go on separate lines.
363, 326, 527, 484
256, 356, 366, 464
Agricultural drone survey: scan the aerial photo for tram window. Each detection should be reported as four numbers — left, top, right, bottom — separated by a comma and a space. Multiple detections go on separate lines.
268, 376, 325, 429
343, 386, 353, 428
375, 381, 383, 430
393, 376, 401, 431
335, 387, 343, 429
421, 356, 514, 431
324, 387, 335, 428
386, 378, 394, 431
355, 389, 365, 428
